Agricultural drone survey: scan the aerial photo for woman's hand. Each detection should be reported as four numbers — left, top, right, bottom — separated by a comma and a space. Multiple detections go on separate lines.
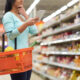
18, 17, 39, 33
17, 5, 29, 19
26, 17, 39, 26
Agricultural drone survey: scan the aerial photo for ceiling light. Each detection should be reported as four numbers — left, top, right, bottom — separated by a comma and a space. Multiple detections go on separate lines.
67, 0, 79, 7
43, 6, 68, 22
43, 0, 79, 22
59, 6, 68, 12
26, 0, 40, 15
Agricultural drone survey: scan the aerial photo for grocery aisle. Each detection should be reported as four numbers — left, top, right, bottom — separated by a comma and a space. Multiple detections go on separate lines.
30, 0, 80, 80
1, 0, 80, 80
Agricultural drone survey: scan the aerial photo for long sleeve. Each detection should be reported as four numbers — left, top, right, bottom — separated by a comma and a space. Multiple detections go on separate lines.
29, 25, 38, 34
2, 13, 20, 40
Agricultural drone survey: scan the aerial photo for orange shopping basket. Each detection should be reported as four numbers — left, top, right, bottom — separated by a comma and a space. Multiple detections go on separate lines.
0, 31, 33, 75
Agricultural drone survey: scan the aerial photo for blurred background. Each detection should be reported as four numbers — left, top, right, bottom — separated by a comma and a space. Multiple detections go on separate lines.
0, 0, 80, 80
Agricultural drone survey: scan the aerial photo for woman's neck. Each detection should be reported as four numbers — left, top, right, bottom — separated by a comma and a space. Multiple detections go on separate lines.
11, 6, 19, 14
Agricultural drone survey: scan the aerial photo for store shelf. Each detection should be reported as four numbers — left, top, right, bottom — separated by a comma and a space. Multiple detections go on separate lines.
48, 62, 80, 71
42, 51, 80, 55
30, 10, 80, 39
42, 20, 60, 30
33, 68, 59, 80
60, 10, 80, 22
30, 21, 60, 38
33, 60, 80, 71
37, 40, 42, 43
42, 10, 80, 33
33, 59, 48, 64
31, 2, 80, 80
41, 23, 80, 38
41, 36, 80, 45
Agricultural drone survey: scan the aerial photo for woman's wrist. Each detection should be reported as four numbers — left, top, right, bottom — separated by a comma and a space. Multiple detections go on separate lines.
25, 20, 30, 27
18, 21, 29, 33
23, 13, 29, 20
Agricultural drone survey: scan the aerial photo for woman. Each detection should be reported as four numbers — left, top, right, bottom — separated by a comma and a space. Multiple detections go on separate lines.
2, 0, 39, 80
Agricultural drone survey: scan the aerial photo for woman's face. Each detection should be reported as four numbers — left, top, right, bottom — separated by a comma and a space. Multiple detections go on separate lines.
14, 0, 24, 7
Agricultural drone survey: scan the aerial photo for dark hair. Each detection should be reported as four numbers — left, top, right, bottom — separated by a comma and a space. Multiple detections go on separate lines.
5, 0, 15, 13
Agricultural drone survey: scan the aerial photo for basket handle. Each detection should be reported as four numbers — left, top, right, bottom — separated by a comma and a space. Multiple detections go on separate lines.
2, 31, 17, 52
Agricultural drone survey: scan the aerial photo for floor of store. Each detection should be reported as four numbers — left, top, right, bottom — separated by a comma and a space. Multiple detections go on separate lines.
0, 72, 43, 80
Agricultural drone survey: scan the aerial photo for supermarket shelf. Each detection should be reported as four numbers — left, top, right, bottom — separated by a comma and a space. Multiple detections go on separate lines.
40, 36, 80, 45
30, 21, 60, 38
42, 51, 80, 55
33, 59, 48, 64
37, 40, 42, 43
30, 10, 80, 38
43, 10, 80, 32
60, 10, 80, 22
48, 62, 80, 71
32, 51, 41, 53
42, 20, 60, 30
41, 23, 80, 38
33, 68, 59, 80
33, 60, 80, 71
30, 32, 41, 38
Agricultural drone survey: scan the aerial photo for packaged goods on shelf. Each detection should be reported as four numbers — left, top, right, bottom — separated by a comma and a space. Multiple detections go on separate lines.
42, 31, 80, 41
33, 63, 75, 80
33, 45, 41, 53
33, 54, 48, 62
69, 71, 80, 80
74, 13, 80, 24
33, 62, 43, 71
41, 23, 80, 39
30, 35, 42, 44
31, 1, 80, 80
41, 42, 80, 53
60, 2, 80, 20
46, 66, 72, 80
74, 56, 80, 67
41, 46, 48, 52
40, 4, 80, 38
48, 56, 75, 65
33, 62, 48, 73
42, 28, 53, 36
47, 67, 61, 78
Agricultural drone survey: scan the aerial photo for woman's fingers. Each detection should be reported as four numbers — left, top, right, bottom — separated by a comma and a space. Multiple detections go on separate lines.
26, 17, 39, 26
33, 17, 39, 21
32, 17, 39, 23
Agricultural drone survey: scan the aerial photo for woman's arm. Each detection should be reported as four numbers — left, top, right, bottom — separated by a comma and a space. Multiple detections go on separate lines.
18, 5, 39, 35
18, 17, 39, 33
2, 13, 38, 40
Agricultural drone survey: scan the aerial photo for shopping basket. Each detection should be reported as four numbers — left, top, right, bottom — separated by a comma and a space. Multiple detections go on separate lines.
0, 31, 33, 75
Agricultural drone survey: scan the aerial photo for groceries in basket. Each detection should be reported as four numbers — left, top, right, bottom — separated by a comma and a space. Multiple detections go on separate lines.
4, 46, 19, 61
4, 46, 14, 52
